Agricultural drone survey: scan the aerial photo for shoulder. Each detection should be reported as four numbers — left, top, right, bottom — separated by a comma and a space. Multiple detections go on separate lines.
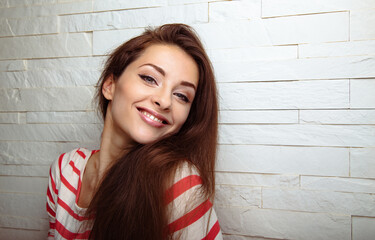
165, 162, 204, 205
173, 162, 201, 184
166, 162, 222, 239
49, 148, 92, 179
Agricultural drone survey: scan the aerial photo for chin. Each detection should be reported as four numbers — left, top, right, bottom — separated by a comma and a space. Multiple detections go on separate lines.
134, 130, 179, 145
132, 133, 164, 145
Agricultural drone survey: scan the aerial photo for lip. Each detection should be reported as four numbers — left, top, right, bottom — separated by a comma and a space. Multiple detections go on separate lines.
137, 107, 170, 128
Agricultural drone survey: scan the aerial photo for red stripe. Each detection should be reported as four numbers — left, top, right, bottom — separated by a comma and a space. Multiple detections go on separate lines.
165, 175, 202, 204
55, 220, 91, 239
46, 202, 56, 218
58, 153, 65, 169
49, 167, 58, 195
76, 149, 86, 159
49, 222, 55, 230
69, 160, 81, 176
201, 220, 220, 240
57, 198, 89, 221
47, 187, 54, 205
59, 153, 78, 195
167, 199, 213, 233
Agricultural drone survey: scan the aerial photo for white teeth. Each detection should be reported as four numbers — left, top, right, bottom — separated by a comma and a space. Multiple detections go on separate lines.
141, 111, 163, 123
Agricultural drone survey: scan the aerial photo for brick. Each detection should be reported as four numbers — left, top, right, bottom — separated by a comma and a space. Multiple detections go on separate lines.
216, 172, 299, 188
0, 228, 46, 240
213, 56, 375, 82
217, 145, 349, 176
18, 113, 26, 124
214, 206, 243, 234
263, 12, 349, 45
0, 89, 21, 111
219, 124, 375, 147
219, 110, 298, 124
0, 16, 57, 37
301, 176, 375, 194
0, 1, 92, 18
0, 141, 99, 165
299, 40, 375, 58
300, 110, 375, 124
93, 29, 145, 56
208, 45, 297, 63
27, 111, 100, 124
60, 4, 208, 33
27, 56, 105, 70
216, 207, 351, 239
262, 0, 375, 18
352, 217, 375, 240
218, 80, 349, 110
94, 0, 167, 11
0, 60, 25, 71
0, 193, 46, 218
168, 0, 216, 4
3, 0, 56, 8
209, 0, 261, 22
215, 185, 261, 207
0, 164, 49, 177
0, 215, 48, 230
193, 21, 271, 49
0, 87, 95, 111
351, 148, 375, 179
263, 188, 375, 217
0, 69, 100, 88
0, 33, 92, 60
0, 123, 101, 141
0, 72, 25, 88
0, 113, 19, 124
351, 9, 375, 40
351, 79, 375, 108
0, 176, 47, 194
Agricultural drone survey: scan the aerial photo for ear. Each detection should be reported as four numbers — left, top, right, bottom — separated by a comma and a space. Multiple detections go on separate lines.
102, 75, 115, 101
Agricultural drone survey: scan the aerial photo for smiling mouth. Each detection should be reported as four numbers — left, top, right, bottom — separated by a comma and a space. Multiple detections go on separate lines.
137, 108, 169, 125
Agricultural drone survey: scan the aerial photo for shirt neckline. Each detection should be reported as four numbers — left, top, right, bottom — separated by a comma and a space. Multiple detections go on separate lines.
75, 149, 98, 210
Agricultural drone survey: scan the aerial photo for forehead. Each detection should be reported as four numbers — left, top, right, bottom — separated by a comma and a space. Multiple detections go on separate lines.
130, 44, 199, 86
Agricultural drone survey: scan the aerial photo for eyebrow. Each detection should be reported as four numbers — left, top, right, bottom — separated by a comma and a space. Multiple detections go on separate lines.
180, 81, 197, 91
140, 63, 165, 76
140, 63, 197, 91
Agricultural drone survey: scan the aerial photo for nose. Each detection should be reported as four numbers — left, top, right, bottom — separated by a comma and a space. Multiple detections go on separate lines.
152, 88, 171, 111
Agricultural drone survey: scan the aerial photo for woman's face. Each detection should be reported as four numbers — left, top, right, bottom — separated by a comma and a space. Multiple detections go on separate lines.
103, 44, 199, 145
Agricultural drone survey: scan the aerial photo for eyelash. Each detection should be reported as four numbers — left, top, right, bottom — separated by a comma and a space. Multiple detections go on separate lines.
139, 74, 157, 85
138, 74, 190, 103
174, 93, 190, 103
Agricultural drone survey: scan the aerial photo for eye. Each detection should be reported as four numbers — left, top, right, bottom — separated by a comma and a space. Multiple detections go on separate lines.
139, 74, 157, 85
174, 93, 190, 103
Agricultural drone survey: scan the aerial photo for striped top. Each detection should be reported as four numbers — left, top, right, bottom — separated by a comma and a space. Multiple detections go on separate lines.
46, 148, 222, 239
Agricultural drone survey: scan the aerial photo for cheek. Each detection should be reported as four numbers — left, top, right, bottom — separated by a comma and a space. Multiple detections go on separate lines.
174, 106, 192, 129
113, 82, 140, 105
110, 87, 135, 120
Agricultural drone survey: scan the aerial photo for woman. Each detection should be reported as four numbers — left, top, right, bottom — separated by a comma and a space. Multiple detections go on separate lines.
46, 23, 222, 240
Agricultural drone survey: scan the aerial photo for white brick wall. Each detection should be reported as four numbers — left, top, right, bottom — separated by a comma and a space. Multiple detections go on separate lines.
0, 0, 374, 239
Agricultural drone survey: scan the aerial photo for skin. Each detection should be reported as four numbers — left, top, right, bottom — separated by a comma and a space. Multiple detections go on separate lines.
77, 44, 199, 208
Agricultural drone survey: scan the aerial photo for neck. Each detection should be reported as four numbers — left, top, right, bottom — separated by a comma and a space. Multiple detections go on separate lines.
96, 109, 134, 181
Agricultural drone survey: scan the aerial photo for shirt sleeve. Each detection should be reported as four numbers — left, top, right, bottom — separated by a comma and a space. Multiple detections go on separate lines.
166, 163, 223, 240
46, 154, 62, 239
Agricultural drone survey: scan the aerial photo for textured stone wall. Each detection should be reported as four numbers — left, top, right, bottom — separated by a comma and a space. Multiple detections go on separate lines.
0, 0, 374, 239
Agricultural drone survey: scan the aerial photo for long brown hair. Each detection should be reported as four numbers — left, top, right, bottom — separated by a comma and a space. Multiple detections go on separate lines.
87, 24, 218, 240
